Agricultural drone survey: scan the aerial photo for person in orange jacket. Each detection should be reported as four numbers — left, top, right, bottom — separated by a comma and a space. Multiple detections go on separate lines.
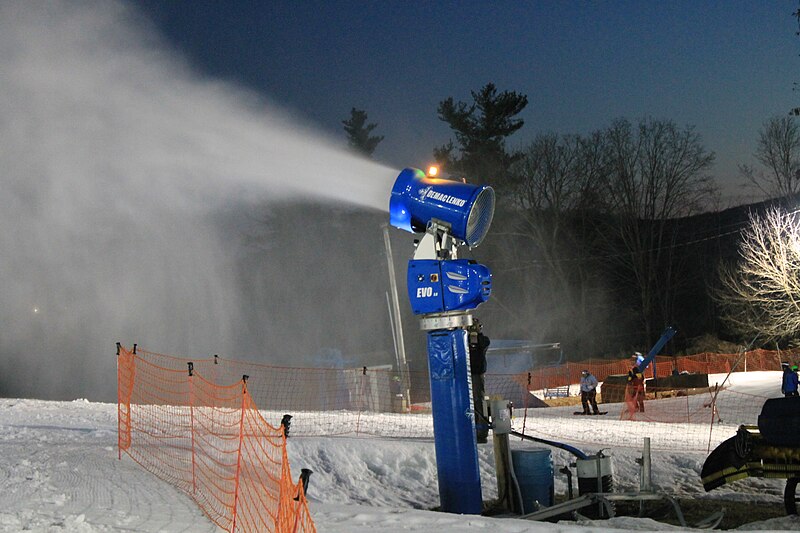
626, 365, 645, 413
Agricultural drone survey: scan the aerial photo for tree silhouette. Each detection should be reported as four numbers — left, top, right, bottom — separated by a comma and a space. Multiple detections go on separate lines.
739, 116, 800, 198
435, 83, 528, 185
792, 2, 800, 115
342, 107, 384, 157
597, 118, 716, 343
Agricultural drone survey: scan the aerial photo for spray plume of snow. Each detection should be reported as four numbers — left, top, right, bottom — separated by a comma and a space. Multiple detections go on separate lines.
0, 1, 398, 400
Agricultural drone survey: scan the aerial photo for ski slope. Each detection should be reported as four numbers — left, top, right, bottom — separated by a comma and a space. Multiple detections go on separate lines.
1, 372, 799, 532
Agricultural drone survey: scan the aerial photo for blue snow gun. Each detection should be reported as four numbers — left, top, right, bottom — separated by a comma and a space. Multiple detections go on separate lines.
388, 166, 496, 515
637, 326, 677, 374
390, 167, 495, 316
406, 259, 491, 315
390, 167, 495, 248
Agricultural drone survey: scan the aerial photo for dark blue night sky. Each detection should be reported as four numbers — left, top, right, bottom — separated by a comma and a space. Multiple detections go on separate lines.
132, 0, 799, 202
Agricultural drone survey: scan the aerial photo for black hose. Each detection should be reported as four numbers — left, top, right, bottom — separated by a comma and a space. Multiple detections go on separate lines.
511, 430, 589, 460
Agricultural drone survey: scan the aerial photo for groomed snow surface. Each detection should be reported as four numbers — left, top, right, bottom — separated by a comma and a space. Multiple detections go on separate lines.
2, 372, 800, 532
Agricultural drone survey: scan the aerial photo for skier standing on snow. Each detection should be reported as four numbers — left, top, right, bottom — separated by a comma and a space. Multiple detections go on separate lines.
468, 319, 490, 443
579, 369, 600, 415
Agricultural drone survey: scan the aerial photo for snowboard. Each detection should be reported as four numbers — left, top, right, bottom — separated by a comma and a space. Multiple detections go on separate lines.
573, 411, 608, 415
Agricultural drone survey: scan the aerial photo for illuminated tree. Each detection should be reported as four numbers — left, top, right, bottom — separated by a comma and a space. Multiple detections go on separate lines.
716, 206, 800, 341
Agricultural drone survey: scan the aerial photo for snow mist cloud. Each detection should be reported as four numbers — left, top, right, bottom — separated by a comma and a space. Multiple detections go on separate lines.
0, 1, 400, 400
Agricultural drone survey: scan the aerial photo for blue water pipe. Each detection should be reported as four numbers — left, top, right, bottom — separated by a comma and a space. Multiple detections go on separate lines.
511, 430, 589, 460
427, 329, 483, 513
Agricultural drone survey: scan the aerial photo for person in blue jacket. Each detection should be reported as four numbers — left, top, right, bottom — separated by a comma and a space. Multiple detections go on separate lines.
782, 363, 799, 397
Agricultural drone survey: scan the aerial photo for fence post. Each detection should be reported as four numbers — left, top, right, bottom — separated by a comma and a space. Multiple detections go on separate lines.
212, 354, 219, 391
117, 343, 134, 460
291, 474, 309, 533
686, 387, 690, 424
707, 383, 719, 453
355, 367, 367, 436
521, 372, 531, 438
117, 343, 122, 461
188, 363, 196, 494
231, 375, 249, 532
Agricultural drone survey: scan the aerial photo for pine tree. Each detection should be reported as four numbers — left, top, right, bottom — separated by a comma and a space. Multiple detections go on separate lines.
435, 83, 528, 184
342, 107, 384, 157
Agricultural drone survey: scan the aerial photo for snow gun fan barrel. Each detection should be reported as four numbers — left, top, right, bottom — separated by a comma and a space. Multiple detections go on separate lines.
389, 167, 495, 248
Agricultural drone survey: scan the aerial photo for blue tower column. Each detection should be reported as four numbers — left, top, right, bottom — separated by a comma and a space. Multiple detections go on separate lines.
427, 328, 483, 514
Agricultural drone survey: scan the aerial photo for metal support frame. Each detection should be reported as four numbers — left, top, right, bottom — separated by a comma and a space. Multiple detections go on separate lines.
490, 398, 523, 515
383, 224, 411, 407
521, 436, 724, 529
520, 488, 722, 528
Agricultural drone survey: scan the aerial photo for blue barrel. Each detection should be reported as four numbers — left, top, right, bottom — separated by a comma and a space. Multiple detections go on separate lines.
511, 448, 554, 513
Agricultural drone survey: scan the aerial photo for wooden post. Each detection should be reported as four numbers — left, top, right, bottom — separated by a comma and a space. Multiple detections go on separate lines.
231, 376, 248, 531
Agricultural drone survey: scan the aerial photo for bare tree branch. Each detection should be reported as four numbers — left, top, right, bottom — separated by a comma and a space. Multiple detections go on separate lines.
740, 116, 800, 198
716, 207, 800, 341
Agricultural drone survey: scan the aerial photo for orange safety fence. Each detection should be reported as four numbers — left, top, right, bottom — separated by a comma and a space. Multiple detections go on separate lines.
527, 348, 800, 391
512, 382, 773, 453
117, 344, 316, 533
121, 344, 798, 454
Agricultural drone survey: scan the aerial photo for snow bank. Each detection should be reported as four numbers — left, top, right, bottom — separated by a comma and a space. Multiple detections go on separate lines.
0, 370, 797, 531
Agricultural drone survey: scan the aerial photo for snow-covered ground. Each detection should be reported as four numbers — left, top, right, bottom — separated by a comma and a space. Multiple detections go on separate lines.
1, 372, 799, 532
